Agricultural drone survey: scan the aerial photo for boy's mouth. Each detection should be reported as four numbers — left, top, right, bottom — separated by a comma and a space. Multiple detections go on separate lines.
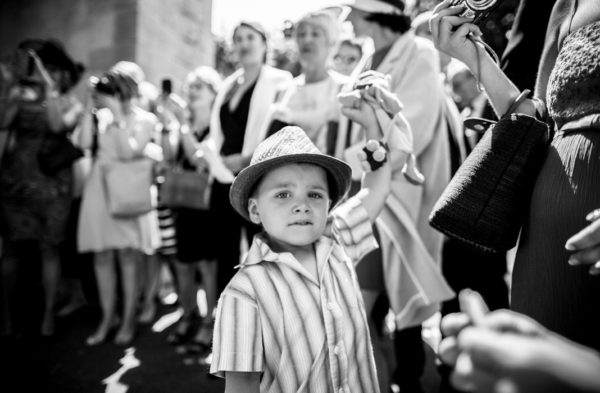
289, 220, 312, 226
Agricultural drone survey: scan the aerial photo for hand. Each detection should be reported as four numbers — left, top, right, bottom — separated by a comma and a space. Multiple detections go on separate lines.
440, 291, 600, 393
222, 153, 247, 174
271, 104, 292, 123
340, 93, 378, 134
0, 61, 15, 86
565, 209, 600, 275
429, 0, 483, 69
95, 94, 124, 123
194, 154, 210, 173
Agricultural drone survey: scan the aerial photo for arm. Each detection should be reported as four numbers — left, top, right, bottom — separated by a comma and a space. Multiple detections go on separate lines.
0, 87, 19, 130
29, 50, 83, 132
429, 1, 537, 118
341, 99, 392, 223
224, 372, 260, 393
179, 125, 201, 164
440, 291, 600, 393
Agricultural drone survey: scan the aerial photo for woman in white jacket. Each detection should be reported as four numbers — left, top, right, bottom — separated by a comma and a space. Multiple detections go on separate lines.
206, 21, 292, 295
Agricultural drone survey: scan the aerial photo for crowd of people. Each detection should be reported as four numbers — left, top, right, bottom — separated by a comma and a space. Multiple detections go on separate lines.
1, 0, 599, 392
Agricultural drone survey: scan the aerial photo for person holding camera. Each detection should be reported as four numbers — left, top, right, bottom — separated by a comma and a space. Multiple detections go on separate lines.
430, 0, 600, 352
76, 66, 160, 346
0, 39, 84, 337
341, 1, 454, 392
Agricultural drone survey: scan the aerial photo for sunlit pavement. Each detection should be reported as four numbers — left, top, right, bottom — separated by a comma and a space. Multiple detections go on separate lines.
0, 304, 224, 393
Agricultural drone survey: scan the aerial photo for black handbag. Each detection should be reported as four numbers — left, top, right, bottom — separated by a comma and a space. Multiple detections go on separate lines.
429, 113, 552, 253
160, 167, 212, 210
37, 132, 83, 176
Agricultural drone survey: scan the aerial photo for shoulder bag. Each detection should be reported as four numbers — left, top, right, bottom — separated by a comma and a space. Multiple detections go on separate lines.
160, 165, 212, 211
429, 107, 552, 253
103, 158, 154, 217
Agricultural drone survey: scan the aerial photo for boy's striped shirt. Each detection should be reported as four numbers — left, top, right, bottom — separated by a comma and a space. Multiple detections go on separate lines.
211, 196, 380, 393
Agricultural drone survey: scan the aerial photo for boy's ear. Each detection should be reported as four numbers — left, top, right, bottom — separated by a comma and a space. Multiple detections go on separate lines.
248, 198, 261, 225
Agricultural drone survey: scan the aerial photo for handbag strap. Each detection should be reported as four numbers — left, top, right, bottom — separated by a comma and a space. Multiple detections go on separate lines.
502, 89, 532, 119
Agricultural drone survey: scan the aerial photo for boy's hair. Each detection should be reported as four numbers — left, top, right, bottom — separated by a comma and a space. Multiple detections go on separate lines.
229, 126, 352, 222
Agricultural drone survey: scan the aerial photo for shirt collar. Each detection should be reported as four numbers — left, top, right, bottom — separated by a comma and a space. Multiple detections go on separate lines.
238, 232, 337, 285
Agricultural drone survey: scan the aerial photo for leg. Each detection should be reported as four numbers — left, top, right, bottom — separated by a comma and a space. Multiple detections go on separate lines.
138, 253, 160, 323
40, 243, 61, 336
87, 250, 117, 345
362, 289, 390, 393
393, 325, 425, 393
114, 248, 140, 346
167, 259, 199, 344
191, 259, 218, 347
0, 242, 19, 335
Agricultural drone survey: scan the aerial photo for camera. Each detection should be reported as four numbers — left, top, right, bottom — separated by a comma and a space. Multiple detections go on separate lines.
90, 74, 119, 96
448, 0, 503, 25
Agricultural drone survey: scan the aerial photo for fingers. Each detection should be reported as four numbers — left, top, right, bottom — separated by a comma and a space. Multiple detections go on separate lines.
451, 351, 499, 393
457, 327, 513, 374
340, 106, 363, 123
440, 312, 470, 337
568, 248, 600, 274
454, 20, 483, 39
439, 335, 460, 366
458, 289, 489, 325
429, 3, 469, 43
565, 217, 600, 251
479, 309, 545, 336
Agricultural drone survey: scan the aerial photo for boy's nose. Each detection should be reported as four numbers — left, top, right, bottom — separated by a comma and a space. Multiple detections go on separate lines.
292, 200, 310, 214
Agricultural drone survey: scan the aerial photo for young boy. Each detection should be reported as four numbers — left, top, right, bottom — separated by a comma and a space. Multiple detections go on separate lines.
210, 89, 402, 392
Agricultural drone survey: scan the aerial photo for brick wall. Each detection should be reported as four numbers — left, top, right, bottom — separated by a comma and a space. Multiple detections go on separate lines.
0, 0, 213, 95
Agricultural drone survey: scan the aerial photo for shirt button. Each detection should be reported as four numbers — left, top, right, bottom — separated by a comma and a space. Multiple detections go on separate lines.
333, 344, 341, 355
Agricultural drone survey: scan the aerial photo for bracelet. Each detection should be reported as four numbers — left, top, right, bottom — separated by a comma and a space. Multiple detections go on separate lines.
502, 89, 531, 118
362, 139, 389, 171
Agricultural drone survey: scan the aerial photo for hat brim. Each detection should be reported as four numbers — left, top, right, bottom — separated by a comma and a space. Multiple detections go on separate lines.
230, 153, 352, 222
342, 0, 402, 14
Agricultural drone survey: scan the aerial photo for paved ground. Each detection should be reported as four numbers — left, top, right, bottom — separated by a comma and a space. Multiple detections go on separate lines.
1, 304, 224, 393
0, 252, 440, 393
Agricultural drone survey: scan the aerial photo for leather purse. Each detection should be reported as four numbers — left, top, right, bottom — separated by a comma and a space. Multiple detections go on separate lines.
429, 113, 552, 253
160, 167, 211, 210
103, 159, 154, 217
37, 132, 84, 176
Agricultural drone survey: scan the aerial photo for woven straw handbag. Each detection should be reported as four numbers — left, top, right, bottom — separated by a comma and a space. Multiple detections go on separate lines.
429, 113, 551, 253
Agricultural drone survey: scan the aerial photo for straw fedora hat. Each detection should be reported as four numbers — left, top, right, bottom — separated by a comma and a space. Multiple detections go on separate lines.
229, 126, 352, 222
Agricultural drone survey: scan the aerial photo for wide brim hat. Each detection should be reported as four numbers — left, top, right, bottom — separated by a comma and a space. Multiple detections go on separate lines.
341, 0, 405, 14
18, 38, 85, 87
230, 126, 352, 222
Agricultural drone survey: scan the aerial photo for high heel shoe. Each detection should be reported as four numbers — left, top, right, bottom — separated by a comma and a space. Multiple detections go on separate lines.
86, 317, 120, 346
166, 312, 199, 345
184, 320, 214, 354
138, 302, 157, 324
86, 330, 108, 346
114, 328, 136, 347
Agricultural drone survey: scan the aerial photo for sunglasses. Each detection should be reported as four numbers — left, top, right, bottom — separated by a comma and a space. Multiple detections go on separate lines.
334, 54, 359, 65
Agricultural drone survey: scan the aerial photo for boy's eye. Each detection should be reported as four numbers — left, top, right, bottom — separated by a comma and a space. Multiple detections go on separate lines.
309, 192, 324, 199
275, 191, 290, 199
